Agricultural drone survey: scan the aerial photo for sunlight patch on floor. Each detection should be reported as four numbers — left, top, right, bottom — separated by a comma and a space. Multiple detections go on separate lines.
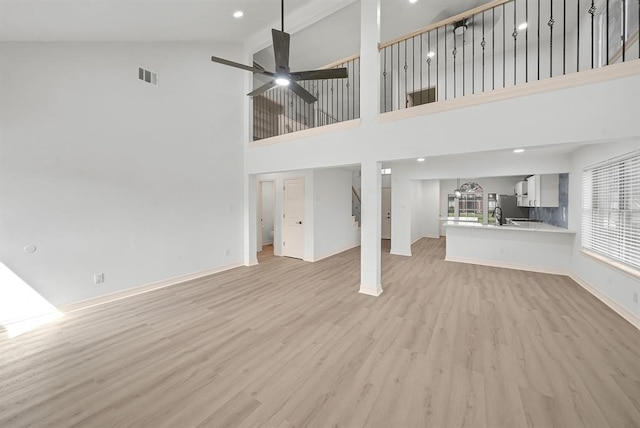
0, 262, 63, 338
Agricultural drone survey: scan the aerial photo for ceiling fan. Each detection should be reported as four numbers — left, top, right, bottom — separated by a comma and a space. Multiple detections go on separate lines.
210, 0, 348, 104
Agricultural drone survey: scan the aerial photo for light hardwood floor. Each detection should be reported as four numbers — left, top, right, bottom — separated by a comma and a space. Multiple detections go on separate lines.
2, 238, 640, 427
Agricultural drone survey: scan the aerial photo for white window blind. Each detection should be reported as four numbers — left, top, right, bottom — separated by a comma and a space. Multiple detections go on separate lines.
582, 150, 640, 271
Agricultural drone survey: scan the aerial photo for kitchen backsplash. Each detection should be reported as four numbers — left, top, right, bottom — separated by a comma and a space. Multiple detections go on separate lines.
529, 173, 569, 228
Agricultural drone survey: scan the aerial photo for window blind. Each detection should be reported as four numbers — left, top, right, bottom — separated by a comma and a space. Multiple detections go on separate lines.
582, 150, 640, 271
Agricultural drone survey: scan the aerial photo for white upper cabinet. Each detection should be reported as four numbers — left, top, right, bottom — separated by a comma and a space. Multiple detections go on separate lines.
526, 174, 559, 207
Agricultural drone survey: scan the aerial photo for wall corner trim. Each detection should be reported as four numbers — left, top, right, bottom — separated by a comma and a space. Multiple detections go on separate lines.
569, 274, 640, 331
59, 262, 245, 314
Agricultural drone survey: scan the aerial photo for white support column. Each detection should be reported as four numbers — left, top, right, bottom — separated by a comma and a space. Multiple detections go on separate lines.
358, 0, 382, 296
360, 160, 382, 296
359, 0, 380, 123
243, 45, 258, 266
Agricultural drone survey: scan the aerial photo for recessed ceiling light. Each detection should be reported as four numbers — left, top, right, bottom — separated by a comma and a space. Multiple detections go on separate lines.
233, 10, 244, 18
513, 149, 525, 153
409, 0, 418, 3
417, 157, 426, 162
426, 51, 435, 58
517, 22, 528, 30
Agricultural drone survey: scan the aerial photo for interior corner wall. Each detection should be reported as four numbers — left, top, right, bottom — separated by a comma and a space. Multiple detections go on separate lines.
569, 140, 640, 321
313, 168, 360, 261
0, 42, 245, 306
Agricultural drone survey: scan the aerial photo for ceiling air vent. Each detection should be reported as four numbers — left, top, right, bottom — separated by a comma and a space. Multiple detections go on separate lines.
138, 67, 157, 86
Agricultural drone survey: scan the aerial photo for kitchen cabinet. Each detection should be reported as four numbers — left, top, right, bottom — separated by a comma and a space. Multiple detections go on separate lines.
526, 174, 559, 207
515, 180, 528, 207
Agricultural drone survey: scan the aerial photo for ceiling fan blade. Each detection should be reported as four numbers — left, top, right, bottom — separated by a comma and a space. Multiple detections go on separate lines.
211, 56, 274, 76
291, 68, 348, 81
272, 29, 290, 74
247, 81, 277, 97
289, 81, 317, 104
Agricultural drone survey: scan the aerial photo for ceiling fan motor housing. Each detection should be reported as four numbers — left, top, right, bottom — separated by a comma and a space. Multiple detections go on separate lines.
453, 19, 468, 35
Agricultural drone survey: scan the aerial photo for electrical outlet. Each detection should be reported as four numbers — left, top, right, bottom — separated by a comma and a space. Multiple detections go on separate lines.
94, 272, 104, 284
634, 291, 638, 304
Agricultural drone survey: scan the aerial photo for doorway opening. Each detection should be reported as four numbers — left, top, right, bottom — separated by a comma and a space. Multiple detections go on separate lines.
258, 180, 275, 253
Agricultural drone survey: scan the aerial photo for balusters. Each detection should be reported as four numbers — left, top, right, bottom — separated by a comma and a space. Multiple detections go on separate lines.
590, 0, 596, 68
549, 0, 554, 77
253, 0, 640, 138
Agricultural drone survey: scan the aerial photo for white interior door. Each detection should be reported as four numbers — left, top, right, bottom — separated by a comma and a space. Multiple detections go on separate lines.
382, 187, 391, 240
283, 178, 305, 259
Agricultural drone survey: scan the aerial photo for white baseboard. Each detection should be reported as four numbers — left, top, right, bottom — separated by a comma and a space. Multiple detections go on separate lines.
59, 262, 244, 314
390, 249, 412, 257
444, 256, 569, 276
312, 243, 361, 262
359, 284, 383, 297
570, 274, 640, 331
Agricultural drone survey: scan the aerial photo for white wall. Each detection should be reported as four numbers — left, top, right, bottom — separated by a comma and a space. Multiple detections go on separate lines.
314, 168, 360, 261
569, 140, 640, 321
410, 179, 439, 243
0, 42, 245, 306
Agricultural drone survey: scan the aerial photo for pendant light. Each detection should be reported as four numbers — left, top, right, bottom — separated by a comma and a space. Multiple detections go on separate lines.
453, 178, 462, 199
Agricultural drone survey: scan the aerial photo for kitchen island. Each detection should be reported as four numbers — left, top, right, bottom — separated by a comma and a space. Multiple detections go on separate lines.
443, 220, 576, 274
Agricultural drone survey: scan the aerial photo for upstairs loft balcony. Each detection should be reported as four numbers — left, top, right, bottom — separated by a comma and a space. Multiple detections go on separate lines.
251, 0, 639, 142
252, 55, 360, 141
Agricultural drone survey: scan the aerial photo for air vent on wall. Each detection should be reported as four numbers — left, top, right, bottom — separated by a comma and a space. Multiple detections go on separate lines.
138, 67, 157, 86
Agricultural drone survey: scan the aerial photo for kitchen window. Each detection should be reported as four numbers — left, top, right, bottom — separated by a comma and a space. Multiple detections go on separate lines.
582, 150, 640, 272
457, 193, 483, 222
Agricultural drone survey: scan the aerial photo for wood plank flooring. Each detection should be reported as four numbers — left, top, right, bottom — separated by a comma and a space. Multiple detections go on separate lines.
2, 238, 640, 427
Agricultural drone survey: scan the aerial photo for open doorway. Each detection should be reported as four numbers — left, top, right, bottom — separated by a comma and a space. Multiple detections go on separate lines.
257, 180, 275, 253
381, 167, 392, 242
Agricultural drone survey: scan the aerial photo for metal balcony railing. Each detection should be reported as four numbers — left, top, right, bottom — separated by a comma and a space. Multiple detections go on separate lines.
252, 55, 360, 141
251, 0, 638, 140
379, 0, 639, 112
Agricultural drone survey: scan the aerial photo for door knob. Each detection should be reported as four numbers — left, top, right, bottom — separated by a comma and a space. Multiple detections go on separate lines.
297, 221, 303, 225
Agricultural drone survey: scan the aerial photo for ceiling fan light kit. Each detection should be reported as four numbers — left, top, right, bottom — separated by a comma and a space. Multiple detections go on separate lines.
210, 0, 348, 104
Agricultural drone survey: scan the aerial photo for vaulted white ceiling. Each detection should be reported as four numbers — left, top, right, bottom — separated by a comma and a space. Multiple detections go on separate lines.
0, 0, 490, 45
1, 0, 492, 75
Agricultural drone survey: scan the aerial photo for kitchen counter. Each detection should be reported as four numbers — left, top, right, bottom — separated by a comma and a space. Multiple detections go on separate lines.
442, 220, 575, 234
444, 220, 576, 274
